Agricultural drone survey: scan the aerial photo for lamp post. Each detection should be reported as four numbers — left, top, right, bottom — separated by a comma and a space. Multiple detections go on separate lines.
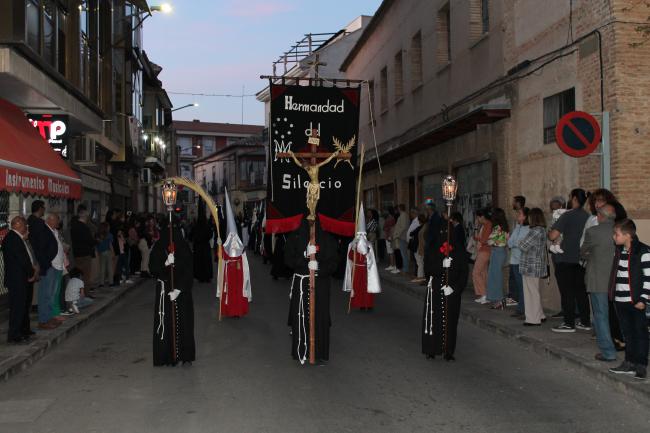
172, 103, 199, 113
161, 179, 178, 362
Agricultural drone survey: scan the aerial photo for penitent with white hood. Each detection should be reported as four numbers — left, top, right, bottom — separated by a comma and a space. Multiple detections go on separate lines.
217, 188, 252, 318
343, 204, 381, 310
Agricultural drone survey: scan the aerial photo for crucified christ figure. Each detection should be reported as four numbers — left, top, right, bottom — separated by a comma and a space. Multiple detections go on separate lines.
287, 149, 341, 221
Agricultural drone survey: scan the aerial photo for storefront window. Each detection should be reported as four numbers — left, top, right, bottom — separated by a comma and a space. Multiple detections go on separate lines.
26, 0, 41, 53
379, 183, 395, 212
420, 172, 444, 210
456, 160, 493, 236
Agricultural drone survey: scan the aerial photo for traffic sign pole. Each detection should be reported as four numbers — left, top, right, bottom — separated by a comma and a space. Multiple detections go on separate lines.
601, 111, 610, 189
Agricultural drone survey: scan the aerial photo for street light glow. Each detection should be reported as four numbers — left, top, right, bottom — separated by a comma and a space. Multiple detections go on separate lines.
193, 102, 199, 107
150, 3, 173, 13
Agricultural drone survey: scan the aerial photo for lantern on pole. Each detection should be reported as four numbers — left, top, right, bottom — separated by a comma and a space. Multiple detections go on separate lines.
162, 180, 178, 212
442, 175, 457, 217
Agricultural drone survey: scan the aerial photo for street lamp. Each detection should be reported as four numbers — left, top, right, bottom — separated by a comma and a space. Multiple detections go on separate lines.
172, 103, 199, 113
150, 3, 173, 13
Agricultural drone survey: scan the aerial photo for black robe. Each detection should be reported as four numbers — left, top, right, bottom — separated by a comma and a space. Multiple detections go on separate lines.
192, 217, 214, 283
150, 227, 196, 366
284, 221, 338, 363
421, 215, 469, 358
271, 235, 292, 279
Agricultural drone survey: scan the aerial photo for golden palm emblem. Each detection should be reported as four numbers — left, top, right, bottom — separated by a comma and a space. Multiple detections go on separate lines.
332, 135, 356, 168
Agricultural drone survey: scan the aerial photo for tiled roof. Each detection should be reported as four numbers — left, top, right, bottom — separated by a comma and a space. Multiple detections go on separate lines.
172, 120, 264, 135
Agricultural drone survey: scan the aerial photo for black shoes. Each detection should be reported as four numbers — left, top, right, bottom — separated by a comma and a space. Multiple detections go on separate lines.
7, 336, 30, 345
609, 361, 636, 375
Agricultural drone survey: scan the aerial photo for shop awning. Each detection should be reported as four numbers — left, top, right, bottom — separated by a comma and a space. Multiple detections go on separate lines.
0, 99, 81, 199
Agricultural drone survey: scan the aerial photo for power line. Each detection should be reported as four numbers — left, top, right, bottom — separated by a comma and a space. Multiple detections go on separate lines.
167, 91, 258, 98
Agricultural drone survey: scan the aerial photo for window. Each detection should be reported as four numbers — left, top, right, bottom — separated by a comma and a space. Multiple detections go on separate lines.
202, 136, 216, 154
543, 88, 575, 144
470, 0, 489, 43
43, 1, 56, 67
437, 4, 451, 64
380, 67, 388, 112
367, 79, 375, 123
239, 160, 265, 188
482, 0, 490, 33
57, 9, 66, 75
410, 31, 423, 86
26, 0, 40, 53
177, 136, 193, 156
394, 51, 404, 102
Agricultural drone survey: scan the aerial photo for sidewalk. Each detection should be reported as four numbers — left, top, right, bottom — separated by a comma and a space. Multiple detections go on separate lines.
379, 267, 650, 404
0, 278, 148, 382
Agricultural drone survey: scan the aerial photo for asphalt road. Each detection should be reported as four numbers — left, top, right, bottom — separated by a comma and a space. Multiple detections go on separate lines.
0, 254, 648, 433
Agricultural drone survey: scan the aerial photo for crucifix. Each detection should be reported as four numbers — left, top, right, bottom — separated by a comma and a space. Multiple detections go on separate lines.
306, 54, 327, 81
277, 128, 352, 364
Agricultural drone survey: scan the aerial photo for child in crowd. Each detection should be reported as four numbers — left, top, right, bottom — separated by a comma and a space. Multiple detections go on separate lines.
549, 202, 568, 254
608, 219, 650, 380
64, 268, 94, 315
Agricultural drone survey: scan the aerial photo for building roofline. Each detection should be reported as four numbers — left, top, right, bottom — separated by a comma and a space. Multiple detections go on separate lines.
340, 0, 394, 72
193, 142, 265, 164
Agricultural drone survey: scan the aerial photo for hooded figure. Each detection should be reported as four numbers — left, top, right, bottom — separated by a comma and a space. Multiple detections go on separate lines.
217, 188, 252, 318
193, 199, 214, 283
343, 204, 381, 310
150, 220, 195, 366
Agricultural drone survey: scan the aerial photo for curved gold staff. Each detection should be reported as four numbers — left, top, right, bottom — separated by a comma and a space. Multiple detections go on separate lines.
162, 176, 224, 320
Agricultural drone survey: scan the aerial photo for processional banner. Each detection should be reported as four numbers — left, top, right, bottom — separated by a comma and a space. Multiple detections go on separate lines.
266, 83, 360, 236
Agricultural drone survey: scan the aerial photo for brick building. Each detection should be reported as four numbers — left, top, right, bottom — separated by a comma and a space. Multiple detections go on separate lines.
341, 0, 650, 243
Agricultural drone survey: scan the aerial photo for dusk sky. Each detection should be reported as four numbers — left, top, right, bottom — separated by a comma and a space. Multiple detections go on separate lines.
144, 0, 382, 126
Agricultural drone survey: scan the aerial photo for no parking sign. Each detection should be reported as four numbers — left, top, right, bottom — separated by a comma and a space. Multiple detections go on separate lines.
555, 111, 602, 158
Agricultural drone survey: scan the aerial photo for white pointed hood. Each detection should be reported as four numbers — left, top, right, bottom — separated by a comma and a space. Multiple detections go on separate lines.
353, 203, 369, 255
223, 187, 244, 257
343, 203, 381, 295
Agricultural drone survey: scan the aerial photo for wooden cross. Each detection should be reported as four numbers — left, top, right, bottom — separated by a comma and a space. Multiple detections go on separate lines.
276, 128, 351, 365
277, 129, 351, 165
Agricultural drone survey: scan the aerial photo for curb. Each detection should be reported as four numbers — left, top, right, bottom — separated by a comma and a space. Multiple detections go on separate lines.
379, 269, 650, 404
0, 278, 147, 382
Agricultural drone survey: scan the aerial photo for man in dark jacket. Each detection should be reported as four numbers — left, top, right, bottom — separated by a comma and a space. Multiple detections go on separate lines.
3, 217, 38, 343
71, 206, 96, 292
27, 201, 59, 329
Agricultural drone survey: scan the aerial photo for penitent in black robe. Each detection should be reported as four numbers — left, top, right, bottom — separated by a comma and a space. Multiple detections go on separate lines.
192, 201, 214, 283
421, 214, 469, 359
150, 226, 196, 366
284, 220, 339, 363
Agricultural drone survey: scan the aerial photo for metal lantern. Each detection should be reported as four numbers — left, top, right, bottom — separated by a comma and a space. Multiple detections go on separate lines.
162, 180, 178, 211
442, 175, 458, 205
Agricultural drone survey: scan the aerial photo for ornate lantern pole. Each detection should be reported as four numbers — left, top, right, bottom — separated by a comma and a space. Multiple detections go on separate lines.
161, 180, 178, 362
441, 174, 458, 289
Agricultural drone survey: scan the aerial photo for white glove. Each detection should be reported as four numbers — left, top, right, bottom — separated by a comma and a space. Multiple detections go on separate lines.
442, 285, 454, 296
168, 289, 181, 301
165, 253, 175, 266
443, 257, 452, 268
308, 260, 319, 271
304, 244, 317, 257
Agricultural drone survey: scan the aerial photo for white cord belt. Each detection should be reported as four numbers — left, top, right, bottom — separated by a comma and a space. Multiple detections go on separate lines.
424, 276, 434, 336
156, 279, 165, 340
291, 273, 310, 365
